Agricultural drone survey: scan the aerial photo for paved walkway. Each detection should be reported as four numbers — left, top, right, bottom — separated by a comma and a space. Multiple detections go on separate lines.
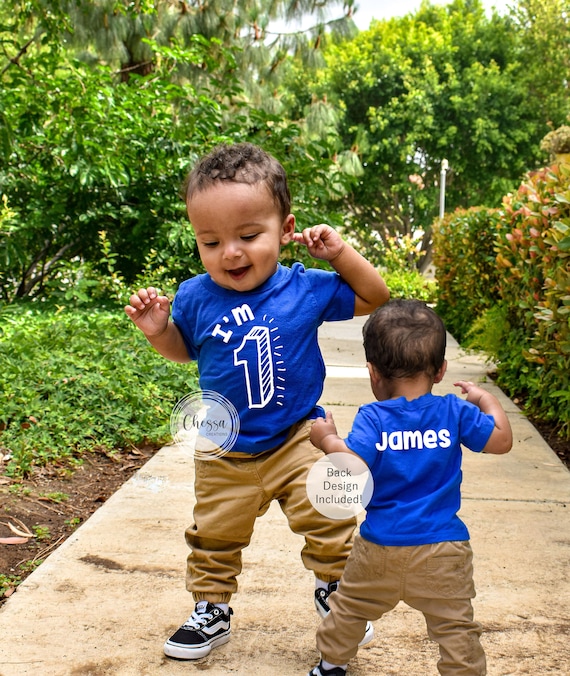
1, 317, 569, 675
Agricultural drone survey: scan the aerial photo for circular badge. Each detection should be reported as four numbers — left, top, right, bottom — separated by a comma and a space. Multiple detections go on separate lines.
306, 452, 373, 520
170, 390, 240, 460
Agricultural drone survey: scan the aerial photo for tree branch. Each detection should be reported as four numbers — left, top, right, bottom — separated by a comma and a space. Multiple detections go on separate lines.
0, 29, 42, 77
17, 240, 78, 298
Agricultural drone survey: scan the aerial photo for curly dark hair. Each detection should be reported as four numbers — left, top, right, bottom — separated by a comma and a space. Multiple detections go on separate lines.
363, 299, 446, 380
182, 143, 291, 219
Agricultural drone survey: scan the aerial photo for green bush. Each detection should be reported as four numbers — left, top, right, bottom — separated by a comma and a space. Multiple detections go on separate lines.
0, 37, 359, 304
491, 163, 570, 435
0, 48, 219, 301
383, 268, 437, 303
355, 232, 438, 303
434, 162, 570, 440
432, 207, 507, 342
0, 305, 198, 477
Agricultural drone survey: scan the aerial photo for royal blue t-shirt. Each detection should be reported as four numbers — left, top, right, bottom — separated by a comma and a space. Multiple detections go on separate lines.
171, 263, 355, 454
345, 393, 495, 546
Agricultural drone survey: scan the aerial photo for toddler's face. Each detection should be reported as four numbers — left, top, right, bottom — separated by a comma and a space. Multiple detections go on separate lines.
187, 181, 294, 292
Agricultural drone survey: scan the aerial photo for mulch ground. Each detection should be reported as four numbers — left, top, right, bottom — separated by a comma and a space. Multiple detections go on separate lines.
0, 445, 159, 604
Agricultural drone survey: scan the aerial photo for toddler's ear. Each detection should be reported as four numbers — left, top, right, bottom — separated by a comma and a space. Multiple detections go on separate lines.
434, 360, 448, 384
280, 215, 296, 244
366, 362, 381, 385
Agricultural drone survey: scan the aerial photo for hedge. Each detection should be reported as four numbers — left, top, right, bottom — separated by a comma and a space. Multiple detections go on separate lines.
432, 161, 570, 439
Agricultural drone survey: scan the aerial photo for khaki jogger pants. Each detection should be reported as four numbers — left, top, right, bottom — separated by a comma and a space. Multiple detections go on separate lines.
318, 535, 486, 676
185, 420, 357, 604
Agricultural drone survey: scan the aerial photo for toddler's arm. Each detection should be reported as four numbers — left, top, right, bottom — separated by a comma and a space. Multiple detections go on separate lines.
454, 381, 512, 454
125, 287, 190, 363
292, 225, 389, 316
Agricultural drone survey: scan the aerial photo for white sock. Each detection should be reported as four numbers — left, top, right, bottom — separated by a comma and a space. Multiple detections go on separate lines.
315, 578, 329, 591
215, 602, 229, 614
322, 658, 348, 670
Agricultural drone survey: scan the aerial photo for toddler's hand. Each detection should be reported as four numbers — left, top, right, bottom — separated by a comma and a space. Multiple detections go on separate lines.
454, 380, 476, 395
454, 381, 487, 407
310, 411, 338, 450
125, 287, 171, 337
291, 225, 345, 262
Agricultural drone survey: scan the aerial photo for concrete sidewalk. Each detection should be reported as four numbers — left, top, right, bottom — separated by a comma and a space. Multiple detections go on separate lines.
1, 317, 569, 675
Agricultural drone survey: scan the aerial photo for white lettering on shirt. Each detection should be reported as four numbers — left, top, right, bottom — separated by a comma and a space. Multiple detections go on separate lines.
210, 304, 284, 410
211, 304, 255, 343
375, 428, 452, 452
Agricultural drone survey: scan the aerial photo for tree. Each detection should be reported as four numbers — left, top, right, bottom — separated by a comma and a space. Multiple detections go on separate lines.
0, 3, 356, 301
283, 0, 568, 269
510, 0, 570, 128
58, 0, 358, 89
0, 42, 230, 301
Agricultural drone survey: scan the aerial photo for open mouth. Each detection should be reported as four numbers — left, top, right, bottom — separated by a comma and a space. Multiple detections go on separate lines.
227, 266, 250, 281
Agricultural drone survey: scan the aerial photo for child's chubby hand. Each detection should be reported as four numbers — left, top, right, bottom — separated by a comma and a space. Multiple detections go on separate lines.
454, 380, 496, 409
310, 411, 339, 450
454, 380, 483, 402
291, 224, 345, 262
125, 286, 171, 337
454, 380, 477, 395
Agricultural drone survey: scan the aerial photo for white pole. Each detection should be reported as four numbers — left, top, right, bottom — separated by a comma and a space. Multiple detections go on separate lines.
439, 159, 448, 219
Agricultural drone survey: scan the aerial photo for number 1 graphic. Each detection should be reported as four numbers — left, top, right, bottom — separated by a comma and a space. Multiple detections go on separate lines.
233, 326, 274, 408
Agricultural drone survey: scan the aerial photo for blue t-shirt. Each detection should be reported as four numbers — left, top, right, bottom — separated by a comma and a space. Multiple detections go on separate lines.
345, 393, 495, 546
171, 262, 355, 454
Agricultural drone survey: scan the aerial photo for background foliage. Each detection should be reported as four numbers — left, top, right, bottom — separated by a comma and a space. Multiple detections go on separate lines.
433, 161, 570, 439
0, 305, 198, 477
1, 0, 570, 471
432, 207, 506, 342
1, 0, 362, 303
282, 0, 570, 269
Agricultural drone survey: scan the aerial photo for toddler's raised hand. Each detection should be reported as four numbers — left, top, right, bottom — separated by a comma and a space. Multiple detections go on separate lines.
454, 380, 475, 396
292, 224, 345, 262
125, 287, 171, 338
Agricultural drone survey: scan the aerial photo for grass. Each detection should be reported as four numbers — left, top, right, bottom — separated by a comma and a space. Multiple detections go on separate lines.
0, 303, 199, 478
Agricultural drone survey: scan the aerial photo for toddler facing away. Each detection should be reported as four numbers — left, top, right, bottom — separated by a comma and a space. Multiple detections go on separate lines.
307, 299, 512, 676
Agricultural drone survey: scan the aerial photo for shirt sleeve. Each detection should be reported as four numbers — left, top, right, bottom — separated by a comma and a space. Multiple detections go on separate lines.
301, 266, 356, 323
458, 400, 496, 453
344, 405, 379, 467
171, 278, 199, 360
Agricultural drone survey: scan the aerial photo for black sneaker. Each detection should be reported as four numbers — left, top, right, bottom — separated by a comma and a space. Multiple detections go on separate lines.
163, 601, 232, 660
314, 581, 340, 619
314, 581, 374, 646
308, 661, 347, 676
